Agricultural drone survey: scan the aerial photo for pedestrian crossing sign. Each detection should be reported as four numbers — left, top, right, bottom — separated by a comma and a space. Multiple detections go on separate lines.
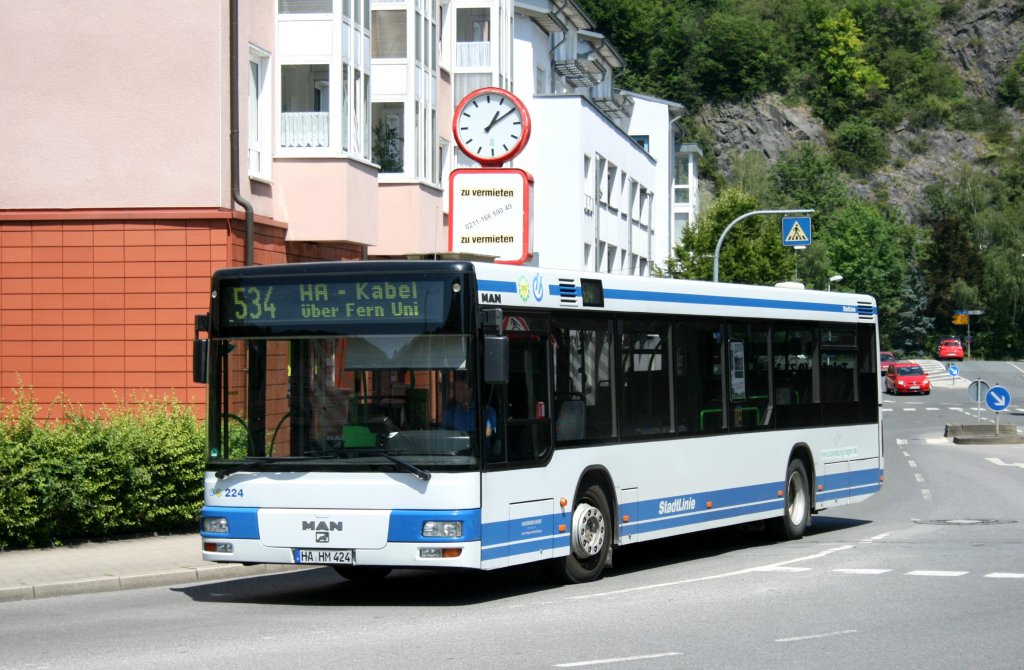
782, 216, 812, 246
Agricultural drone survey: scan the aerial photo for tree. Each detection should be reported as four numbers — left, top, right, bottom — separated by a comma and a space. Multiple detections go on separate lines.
889, 255, 934, 355
811, 8, 889, 125
660, 187, 792, 285
825, 199, 913, 345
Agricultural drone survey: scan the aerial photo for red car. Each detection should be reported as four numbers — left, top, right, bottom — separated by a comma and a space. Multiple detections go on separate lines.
885, 362, 932, 395
937, 338, 964, 361
879, 351, 896, 376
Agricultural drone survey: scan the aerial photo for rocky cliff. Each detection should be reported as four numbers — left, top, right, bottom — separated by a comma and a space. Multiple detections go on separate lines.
696, 0, 1023, 223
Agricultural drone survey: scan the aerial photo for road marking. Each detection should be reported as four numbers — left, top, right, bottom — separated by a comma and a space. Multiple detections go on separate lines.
751, 566, 812, 573
896, 439, 908, 446
776, 629, 857, 643
904, 408, 917, 412
906, 570, 968, 577
915, 473, 925, 483
985, 573, 1024, 579
832, 568, 891, 575
926, 407, 940, 411
570, 545, 854, 600
922, 489, 932, 501
908, 460, 918, 468
986, 457, 1024, 468
861, 531, 892, 543
555, 652, 682, 667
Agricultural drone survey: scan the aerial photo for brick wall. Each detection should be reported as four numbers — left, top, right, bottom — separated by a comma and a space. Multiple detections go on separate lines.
0, 215, 363, 419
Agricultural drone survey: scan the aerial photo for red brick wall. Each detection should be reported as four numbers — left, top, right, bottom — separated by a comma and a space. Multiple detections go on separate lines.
0, 214, 363, 420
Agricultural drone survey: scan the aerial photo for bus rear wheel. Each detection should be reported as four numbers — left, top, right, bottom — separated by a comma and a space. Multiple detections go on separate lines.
547, 483, 611, 583
769, 459, 810, 541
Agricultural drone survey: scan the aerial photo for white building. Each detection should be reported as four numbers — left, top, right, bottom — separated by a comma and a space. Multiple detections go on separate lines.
440, 0, 701, 273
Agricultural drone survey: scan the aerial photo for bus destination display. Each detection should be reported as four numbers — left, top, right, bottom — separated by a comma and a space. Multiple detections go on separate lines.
220, 279, 447, 327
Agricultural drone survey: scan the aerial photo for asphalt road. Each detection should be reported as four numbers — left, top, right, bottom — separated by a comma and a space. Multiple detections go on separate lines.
1, 359, 1022, 670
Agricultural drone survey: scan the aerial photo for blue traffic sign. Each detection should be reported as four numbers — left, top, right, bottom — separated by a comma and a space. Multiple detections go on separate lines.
782, 216, 812, 247
948, 364, 959, 377
985, 386, 1012, 412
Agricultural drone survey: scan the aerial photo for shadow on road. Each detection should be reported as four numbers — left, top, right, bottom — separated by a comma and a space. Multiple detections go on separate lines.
175, 515, 871, 607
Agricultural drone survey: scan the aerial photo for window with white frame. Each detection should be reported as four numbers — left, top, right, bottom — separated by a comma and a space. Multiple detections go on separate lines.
606, 163, 617, 209
281, 63, 331, 149
372, 9, 407, 58
248, 45, 271, 180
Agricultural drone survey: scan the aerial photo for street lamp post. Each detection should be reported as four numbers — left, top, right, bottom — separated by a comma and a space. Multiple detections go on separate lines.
713, 209, 815, 282
828, 274, 843, 291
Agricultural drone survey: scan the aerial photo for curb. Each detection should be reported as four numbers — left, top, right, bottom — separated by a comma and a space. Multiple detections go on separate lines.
0, 563, 308, 604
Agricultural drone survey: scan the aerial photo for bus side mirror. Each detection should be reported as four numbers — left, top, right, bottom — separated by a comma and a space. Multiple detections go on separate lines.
193, 313, 209, 384
483, 335, 508, 385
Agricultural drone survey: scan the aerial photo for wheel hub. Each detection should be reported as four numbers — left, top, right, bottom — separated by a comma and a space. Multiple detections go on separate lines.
571, 502, 606, 558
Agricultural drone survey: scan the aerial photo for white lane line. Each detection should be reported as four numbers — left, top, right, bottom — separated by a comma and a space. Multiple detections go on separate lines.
906, 570, 968, 577
861, 531, 893, 543
915, 473, 925, 483
555, 652, 682, 667
985, 573, 1024, 579
776, 629, 857, 643
896, 439, 908, 446
570, 545, 855, 600
908, 460, 918, 468
751, 566, 812, 573
832, 569, 892, 575
922, 489, 932, 501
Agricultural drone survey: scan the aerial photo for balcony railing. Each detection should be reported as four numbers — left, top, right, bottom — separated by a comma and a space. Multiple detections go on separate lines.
456, 41, 490, 68
281, 111, 330, 148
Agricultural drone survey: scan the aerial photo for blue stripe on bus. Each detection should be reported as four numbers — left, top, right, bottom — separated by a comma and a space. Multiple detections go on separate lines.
387, 509, 482, 543
474, 280, 876, 316
480, 470, 882, 560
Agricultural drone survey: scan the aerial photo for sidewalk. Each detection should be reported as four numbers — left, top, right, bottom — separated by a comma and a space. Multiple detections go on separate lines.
0, 534, 301, 603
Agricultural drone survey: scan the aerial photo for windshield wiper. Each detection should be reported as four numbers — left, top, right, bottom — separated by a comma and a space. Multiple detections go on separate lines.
361, 449, 432, 481
214, 451, 431, 481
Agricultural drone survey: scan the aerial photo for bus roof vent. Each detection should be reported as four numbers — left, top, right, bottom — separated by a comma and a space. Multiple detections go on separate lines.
856, 301, 876, 319
557, 278, 580, 306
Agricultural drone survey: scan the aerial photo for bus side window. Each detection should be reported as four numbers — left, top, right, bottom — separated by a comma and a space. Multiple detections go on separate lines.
505, 317, 552, 462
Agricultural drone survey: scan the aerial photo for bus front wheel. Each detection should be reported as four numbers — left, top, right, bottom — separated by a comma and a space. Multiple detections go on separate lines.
548, 483, 611, 583
769, 458, 810, 540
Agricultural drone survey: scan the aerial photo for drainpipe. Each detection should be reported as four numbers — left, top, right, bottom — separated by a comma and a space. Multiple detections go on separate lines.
230, 0, 255, 266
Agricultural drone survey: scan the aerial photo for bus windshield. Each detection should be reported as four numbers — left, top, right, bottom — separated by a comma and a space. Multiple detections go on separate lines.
207, 333, 483, 470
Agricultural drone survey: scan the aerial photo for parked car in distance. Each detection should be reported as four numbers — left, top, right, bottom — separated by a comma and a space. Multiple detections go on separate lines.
937, 338, 964, 361
879, 351, 896, 376
885, 362, 932, 395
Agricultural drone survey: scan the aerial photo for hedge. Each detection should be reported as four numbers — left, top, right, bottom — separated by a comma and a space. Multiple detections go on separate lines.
0, 387, 205, 550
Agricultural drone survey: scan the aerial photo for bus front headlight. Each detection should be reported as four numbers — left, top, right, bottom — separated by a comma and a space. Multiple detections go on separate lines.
422, 520, 463, 538
202, 517, 230, 533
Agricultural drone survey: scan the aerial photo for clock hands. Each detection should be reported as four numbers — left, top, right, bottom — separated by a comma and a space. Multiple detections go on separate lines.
484, 106, 517, 132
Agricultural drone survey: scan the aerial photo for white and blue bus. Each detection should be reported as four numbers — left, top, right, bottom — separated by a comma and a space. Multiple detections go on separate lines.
196, 259, 882, 583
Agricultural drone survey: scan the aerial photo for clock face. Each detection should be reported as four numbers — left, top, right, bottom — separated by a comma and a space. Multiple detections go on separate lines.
453, 88, 531, 166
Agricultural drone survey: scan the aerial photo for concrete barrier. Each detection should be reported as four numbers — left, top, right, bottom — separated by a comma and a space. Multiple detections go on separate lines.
945, 424, 1024, 445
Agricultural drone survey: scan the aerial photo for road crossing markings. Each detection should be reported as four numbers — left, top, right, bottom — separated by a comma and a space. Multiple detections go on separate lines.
555, 652, 683, 667
776, 629, 857, 643
861, 532, 893, 543
569, 545, 855, 600
906, 570, 968, 577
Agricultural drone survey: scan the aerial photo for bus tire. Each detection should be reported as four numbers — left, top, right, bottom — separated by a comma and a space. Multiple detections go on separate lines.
547, 483, 611, 583
769, 458, 810, 541
332, 565, 392, 581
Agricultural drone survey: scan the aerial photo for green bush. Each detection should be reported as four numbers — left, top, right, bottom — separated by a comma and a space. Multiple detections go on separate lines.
0, 389, 205, 550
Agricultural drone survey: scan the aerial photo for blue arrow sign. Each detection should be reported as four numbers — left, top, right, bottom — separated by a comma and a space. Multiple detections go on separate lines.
782, 216, 812, 247
948, 364, 960, 377
986, 386, 1012, 412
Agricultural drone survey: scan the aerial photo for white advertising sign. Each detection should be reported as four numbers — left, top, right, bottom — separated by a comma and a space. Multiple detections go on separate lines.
448, 168, 533, 264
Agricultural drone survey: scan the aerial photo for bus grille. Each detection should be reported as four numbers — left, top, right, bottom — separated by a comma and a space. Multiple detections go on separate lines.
558, 279, 580, 306
857, 302, 876, 319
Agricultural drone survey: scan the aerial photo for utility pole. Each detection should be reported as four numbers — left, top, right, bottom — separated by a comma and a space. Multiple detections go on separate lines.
713, 209, 814, 282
